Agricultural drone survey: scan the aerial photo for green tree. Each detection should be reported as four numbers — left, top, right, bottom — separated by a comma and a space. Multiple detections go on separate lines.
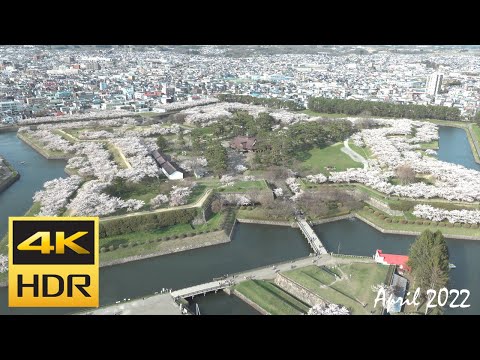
156, 135, 168, 150
407, 229, 450, 300
205, 143, 227, 176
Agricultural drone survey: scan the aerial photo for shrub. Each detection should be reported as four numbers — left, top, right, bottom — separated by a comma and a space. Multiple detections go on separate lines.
439, 222, 446, 227
379, 215, 386, 220
447, 223, 454, 228
109, 245, 115, 251
165, 236, 171, 240
454, 223, 461, 228
171, 235, 178, 239
363, 205, 370, 210
471, 224, 479, 229
374, 211, 380, 216
432, 222, 439, 226
400, 219, 407, 224
392, 218, 399, 223
386, 219, 392, 223
100, 247, 106, 253
408, 220, 415, 224
463, 224, 471, 228
415, 220, 423, 225
423, 221, 431, 225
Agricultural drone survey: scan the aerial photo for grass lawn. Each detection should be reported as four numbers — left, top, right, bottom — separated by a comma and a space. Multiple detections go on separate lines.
235, 280, 310, 315
420, 140, 439, 149
104, 177, 173, 207
52, 129, 76, 143
99, 211, 225, 249
217, 180, 268, 193
105, 142, 129, 169
236, 207, 294, 222
472, 124, 480, 144
283, 264, 387, 315
296, 143, 362, 175
348, 140, 373, 159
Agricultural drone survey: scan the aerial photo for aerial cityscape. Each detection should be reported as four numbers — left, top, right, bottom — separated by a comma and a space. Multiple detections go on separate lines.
1, 45, 480, 315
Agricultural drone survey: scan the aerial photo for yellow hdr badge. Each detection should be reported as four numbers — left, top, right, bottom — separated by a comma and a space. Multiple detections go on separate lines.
8, 217, 99, 308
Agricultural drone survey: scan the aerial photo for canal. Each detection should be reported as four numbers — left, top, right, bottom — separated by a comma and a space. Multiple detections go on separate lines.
0, 131, 67, 238
437, 126, 480, 171
1, 124, 480, 315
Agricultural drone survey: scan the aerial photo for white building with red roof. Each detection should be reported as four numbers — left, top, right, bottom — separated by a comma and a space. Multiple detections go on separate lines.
374, 249, 411, 272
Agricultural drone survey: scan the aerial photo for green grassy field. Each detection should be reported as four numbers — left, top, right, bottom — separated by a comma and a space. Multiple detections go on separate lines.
297, 143, 362, 175
420, 140, 439, 149
283, 264, 388, 315
99, 211, 225, 249
235, 280, 310, 315
105, 142, 129, 169
349, 140, 373, 159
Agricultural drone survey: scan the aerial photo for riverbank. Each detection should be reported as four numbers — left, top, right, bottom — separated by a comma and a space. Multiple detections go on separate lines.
16, 131, 72, 160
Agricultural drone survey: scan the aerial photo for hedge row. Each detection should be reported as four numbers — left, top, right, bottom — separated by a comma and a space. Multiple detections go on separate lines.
100, 207, 199, 238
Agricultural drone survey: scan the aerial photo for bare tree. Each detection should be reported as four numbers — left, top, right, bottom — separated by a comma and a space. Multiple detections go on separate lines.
396, 164, 416, 185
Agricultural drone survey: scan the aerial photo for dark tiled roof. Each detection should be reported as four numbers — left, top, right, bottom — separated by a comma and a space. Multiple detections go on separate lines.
162, 161, 177, 175
230, 136, 257, 151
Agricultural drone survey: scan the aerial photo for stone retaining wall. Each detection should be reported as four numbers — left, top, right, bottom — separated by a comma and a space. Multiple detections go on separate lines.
233, 289, 270, 315
366, 197, 404, 216
311, 213, 354, 225
236, 218, 296, 227
0, 172, 20, 193
274, 273, 327, 307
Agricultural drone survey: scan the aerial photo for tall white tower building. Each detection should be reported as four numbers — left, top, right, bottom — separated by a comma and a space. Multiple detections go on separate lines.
426, 72, 443, 96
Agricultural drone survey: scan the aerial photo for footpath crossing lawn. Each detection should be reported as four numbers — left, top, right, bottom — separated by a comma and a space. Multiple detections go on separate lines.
283, 264, 388, 315
297, 143, 362, 175
235, 280, 309, 315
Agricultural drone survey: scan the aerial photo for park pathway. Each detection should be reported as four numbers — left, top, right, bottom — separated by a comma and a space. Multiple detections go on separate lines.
341, 139, 368, 169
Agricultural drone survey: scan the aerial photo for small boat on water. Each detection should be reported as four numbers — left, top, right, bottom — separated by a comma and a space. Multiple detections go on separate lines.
20, 161, 26, 164
449, 263, 456, 269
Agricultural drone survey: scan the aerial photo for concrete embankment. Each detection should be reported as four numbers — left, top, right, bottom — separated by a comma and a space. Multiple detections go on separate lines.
236, 218, 296, 227
0, 172, 20, 193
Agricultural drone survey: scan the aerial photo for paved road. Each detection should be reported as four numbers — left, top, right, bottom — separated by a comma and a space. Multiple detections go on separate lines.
82, 255, 375, 315
102, 188, 212, 222
341, 139, 368, 169
78, 293, 183, 315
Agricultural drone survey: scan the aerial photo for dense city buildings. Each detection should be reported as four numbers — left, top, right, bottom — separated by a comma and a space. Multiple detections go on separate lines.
1, 45, 480, 125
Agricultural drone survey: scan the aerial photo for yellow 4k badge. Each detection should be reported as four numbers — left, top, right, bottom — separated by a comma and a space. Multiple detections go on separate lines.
8, 217, 99, 308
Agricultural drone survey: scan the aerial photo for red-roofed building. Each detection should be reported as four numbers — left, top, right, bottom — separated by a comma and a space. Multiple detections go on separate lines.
374, 249, 411, 272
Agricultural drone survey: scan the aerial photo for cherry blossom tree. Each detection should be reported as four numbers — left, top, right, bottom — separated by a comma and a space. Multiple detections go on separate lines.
307, 303, 350, 315
150, 194, 169, 209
